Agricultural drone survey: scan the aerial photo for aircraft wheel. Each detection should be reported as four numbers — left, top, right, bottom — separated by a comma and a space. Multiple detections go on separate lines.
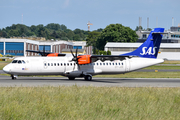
84, 75, 92, 81
68, 77, 75, 80
11, 75, 17, 80
11, 75, 15, 80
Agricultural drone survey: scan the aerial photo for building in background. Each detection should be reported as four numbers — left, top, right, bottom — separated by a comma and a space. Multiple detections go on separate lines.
105, 26, 180, 60
61, 49, 86, 55
72, 41, 92, 55
0, 39, 27, 56
136, 26, 180, 43
0, 42, 4, 55
0, 38, 92, 56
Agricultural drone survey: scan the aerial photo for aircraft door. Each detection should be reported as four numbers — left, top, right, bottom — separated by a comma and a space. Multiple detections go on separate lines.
125, 57, 130, 72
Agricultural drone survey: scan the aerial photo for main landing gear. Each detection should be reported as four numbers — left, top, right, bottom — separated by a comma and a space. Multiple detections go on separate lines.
84, 75, 92, 81
68, 75, 92, 81
11, 75, 18, 80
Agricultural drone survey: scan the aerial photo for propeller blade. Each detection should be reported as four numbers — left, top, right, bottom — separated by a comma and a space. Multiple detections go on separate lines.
70, 48, 81, 70
75, 48, 78, 58
70, 49, 75, 58
77, 62, 80, 70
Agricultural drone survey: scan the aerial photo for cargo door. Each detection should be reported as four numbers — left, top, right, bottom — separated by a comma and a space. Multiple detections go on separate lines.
125, 57, 130, 72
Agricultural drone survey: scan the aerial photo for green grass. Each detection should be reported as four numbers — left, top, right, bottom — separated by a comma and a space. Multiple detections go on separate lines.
0, 86, 180, 119
162, 60, 180, 64
0, 63, 10, 70
144, 65, 180, 69
0, 59, 12, 70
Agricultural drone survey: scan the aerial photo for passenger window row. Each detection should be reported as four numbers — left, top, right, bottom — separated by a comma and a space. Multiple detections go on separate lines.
80, 62, 123, 66
45, 63, 76, 66
44, 62, 123, 66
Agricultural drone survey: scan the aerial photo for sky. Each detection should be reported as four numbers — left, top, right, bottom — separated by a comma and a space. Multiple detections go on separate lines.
0, 0, 180, 31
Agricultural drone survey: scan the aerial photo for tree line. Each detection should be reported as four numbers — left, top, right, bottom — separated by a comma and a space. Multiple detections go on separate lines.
0, 23, 95, 41
0, 23, 139, 54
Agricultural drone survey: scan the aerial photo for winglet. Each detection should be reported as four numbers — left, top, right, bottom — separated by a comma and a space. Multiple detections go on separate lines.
122, 28, 164, 58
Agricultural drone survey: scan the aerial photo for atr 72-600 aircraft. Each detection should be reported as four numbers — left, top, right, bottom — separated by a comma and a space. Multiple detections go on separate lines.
3, 28, 164, 80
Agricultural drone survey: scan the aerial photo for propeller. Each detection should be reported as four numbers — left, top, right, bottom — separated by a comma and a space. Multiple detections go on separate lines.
70, 48, 81, 70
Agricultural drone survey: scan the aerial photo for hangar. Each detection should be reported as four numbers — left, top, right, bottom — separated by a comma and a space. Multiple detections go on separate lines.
0, 42, 3, 55
105, 42, 180, 60
0, 39, 26, 56
0, 38, 92, 56
0, 39, 72, 56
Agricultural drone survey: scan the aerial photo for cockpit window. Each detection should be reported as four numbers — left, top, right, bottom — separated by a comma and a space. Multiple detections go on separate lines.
12, 60, 26, 64
18, 60, 22, 64
22, 60, 26, 64
12, 60, 18, 63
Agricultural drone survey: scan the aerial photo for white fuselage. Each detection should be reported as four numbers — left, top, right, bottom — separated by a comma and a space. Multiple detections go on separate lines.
3, 56, 164, 78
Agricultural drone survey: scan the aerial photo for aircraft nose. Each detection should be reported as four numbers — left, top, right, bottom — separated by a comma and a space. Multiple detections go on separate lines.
3, 65, 11, 73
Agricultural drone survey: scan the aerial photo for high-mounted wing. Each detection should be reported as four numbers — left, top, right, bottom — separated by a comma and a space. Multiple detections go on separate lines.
90, 55, 134, 62
26, 50, 66, 57
76, 54, 134, 64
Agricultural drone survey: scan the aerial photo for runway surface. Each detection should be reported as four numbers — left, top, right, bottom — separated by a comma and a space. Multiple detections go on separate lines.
1, 75, 180, 87
1, 69, 180, 74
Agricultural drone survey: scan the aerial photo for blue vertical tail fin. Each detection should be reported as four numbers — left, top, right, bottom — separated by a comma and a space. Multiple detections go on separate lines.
122, 28, 164, 58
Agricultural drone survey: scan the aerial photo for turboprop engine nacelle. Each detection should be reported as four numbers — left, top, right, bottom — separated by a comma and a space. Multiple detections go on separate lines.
77, 55, 91, 65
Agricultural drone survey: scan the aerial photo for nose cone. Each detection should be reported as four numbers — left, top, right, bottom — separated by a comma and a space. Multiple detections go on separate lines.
3, 65, 10, 74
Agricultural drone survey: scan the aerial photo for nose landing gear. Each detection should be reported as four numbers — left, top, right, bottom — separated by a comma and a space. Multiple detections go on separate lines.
11, 75, 18, 79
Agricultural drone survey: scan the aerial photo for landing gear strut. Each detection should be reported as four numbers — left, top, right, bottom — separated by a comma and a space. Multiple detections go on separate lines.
11, 75, 17, 80
84, 75, 92, 81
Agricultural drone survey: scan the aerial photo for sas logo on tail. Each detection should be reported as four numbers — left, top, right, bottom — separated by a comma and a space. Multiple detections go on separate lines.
140, 47, 157, 55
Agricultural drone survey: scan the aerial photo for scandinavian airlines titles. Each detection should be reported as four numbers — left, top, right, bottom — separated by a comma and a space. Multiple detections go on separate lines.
140, 47, 157, 55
